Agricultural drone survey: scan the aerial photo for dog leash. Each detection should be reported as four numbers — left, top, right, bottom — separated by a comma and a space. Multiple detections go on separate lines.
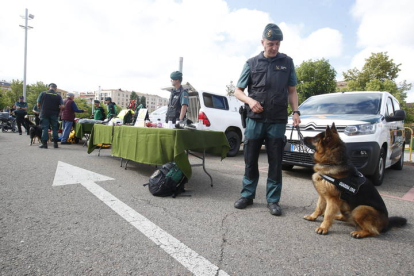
289, 125, 313, 155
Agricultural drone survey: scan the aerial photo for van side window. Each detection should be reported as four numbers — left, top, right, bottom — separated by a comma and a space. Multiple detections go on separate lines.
203, 93, 229, 110
386, 97, 394, 117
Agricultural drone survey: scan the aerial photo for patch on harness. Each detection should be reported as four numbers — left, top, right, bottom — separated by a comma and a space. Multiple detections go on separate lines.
320, 170, 366, 196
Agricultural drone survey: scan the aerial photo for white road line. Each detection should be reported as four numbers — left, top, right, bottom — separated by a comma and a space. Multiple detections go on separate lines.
53, 162, 229, 276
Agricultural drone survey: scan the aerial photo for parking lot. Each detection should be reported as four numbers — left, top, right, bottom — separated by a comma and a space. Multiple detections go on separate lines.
1, 132, 413, 275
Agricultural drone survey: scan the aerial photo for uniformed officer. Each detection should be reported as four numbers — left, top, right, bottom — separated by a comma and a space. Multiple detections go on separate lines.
233, 23, 301, 216
37, 83, 64, 149
14, 96, 28, 135
165, 71, 189, 124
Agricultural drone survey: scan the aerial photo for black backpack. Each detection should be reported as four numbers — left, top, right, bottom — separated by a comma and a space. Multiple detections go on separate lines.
144, 162, 188, 198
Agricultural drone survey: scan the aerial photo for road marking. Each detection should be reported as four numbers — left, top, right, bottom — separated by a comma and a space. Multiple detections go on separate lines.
53, 161, 229, 276
381, 187, 414, 202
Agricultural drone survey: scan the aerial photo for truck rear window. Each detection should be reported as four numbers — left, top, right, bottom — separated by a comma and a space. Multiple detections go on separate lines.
300, 93, 382, 115
203, 93, 229, 110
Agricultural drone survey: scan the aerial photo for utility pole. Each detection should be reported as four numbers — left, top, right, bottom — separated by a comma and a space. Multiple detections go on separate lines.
19, 9, 34, 99
179, 57, 183, 73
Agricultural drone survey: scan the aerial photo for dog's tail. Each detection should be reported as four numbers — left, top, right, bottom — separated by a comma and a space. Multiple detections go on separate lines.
384, 216, 407, 232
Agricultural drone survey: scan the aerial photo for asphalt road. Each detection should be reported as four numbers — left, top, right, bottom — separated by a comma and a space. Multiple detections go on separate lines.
1, 131, 413, 276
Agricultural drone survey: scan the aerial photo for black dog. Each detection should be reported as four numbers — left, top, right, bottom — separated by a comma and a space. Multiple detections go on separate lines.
24, 116, 42, 145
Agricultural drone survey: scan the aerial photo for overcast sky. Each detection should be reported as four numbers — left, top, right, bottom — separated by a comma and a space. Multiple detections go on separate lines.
1, 0, 413, 102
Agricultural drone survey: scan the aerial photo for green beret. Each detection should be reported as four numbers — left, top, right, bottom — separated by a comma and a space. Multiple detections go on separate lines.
170, 71, 183, 81
263, 23, 283, 41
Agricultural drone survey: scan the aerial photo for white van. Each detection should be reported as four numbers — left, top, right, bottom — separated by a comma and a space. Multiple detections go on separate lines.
282, 91, 406, 186
163, 83, 244, 157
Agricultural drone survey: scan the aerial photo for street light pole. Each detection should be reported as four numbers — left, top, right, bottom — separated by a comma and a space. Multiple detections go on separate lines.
19, 9, 34, 99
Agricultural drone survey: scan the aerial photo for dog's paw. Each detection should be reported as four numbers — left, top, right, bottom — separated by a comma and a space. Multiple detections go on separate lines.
303, 215, 317, 221
335, 214, 347, 221
315, 226, 329, 235
350, 230, 372, 239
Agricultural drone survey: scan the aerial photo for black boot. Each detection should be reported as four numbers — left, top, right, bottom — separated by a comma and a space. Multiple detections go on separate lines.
54, 141, 58, 148
39, 140, 48, 149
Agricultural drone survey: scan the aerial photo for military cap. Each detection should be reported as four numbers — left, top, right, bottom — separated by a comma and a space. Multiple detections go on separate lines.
49, 83, 57, 88
105, 97, 112, 101
263, 23, 283, 41
170, 71, 183, 81
19, 96, 24, 99
94, 100, 100, 103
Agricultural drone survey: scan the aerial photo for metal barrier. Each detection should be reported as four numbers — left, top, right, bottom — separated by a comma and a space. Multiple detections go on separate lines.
405, 127, 413, 162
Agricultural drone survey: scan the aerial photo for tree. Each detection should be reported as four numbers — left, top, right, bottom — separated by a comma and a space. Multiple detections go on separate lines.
140, 95, 146, 108
296, 59, 337, 103
342, 52, 412, 123
130, 91, 138, 101
226, 81, 235, 96
26, 82, 48, 114
74, 97, 91, 119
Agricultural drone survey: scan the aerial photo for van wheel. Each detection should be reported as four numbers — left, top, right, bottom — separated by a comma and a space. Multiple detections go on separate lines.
226, 131, 241, 157
371, 147, 385, 186
391, 148, 404, 170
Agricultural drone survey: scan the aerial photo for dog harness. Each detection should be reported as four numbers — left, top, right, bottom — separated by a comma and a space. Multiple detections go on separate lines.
320, 167, 366, 197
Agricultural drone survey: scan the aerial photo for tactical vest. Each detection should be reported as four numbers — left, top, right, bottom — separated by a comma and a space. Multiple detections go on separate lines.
14, 101, 28, 116
39, 90, 62, 118
61, 98, 75, 121
166, 86, 186, 123
246, 52, 292, 123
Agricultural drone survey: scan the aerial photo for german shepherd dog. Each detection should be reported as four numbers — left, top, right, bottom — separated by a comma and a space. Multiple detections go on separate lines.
303, 123, 407, 238
24, 116, 42, 145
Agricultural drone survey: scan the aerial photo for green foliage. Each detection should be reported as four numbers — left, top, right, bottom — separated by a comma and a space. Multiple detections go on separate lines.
342, 52, 412, 123
74, 97, 92, 119
27, 82, 48, 114
140, 95, 146, 108
226, 81, 235, 96
130, 91, 138, 101
296, 58, 337, 104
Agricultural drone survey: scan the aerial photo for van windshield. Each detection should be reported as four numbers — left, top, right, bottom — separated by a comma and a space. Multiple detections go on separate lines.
299, 93, 382, 115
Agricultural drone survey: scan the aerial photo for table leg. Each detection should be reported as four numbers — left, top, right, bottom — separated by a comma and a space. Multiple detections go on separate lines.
187, 149, 213, 187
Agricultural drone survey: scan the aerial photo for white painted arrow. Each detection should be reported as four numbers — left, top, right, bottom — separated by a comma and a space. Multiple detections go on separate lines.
53, 161, 229, 276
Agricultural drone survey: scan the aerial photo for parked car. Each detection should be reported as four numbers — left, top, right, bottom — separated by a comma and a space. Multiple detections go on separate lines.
149, 106, 168, 123
282, 91, 406, 186
163, 83, 244, 157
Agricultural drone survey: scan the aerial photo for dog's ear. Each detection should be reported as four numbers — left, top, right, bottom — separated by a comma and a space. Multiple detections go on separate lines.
331, 123, 337, 134
325, 125, 333, 141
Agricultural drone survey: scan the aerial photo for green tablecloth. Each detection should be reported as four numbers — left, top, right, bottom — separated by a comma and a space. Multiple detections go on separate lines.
87, 124, 114, 153
88, 125, 230, 179
74, 122, 95, 139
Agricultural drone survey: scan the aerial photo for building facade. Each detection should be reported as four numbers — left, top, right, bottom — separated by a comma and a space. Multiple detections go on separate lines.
94, 89, 168, 112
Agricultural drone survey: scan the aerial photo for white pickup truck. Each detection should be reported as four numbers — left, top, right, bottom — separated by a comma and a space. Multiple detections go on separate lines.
163, 83, 244, 157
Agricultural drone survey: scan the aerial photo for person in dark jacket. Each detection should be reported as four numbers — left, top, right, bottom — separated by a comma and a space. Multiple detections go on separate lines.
233, 23, 301, 216
61, 92, 85, 144
165, 71, 189, 124
14, 96, 29, 135
37, 83, 64, 149
104, 97, 117, 120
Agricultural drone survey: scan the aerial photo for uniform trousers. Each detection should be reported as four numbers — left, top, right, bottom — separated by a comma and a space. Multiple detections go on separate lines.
241, 118, 286, 203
